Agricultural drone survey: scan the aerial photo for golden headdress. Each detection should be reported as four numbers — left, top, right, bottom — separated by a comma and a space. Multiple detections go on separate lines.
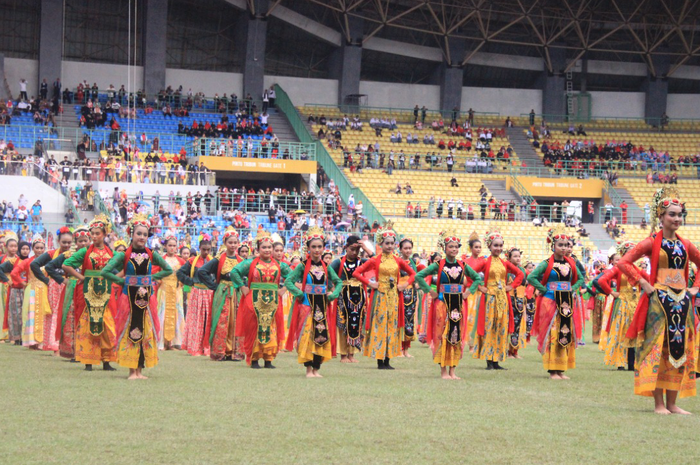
651, 186, 684, 231
546, 225, 571, 245
271, 233, 284, 246
4, 230, 18, 243
126, 213, 150, 236
303, 226, 325, 246
113, 239, 128, 250
374, 220, 397, 245
89, 214, 112, 234
223, 226, 239, 242
31, 233, 45, 246
484, 229, 503, 248
616, 240, 635, 257
437, 229, 461, 251
255, 229, 274, 247
73, 225, 90, 239
505, 246, 521, 259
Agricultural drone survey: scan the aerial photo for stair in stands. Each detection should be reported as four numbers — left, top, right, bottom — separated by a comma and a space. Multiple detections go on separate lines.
267, 108, 299, 143
586, 223, 617, 252
481, 179, 525, 204
610, 182, 645, 226
505, 127, 545, 169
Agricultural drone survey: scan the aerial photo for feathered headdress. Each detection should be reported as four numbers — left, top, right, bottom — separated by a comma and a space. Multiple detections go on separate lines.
127, 213, 150, 236
374, 220, 397, 245
89, 214, 112, 234
437, 229, 461, 251
484, 230, 503, 248
651, 186, 684, 232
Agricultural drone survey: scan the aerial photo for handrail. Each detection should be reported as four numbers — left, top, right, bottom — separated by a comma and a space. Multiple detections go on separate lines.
186, 138, 315, 160
275, 84, 385, 227
509, 174, 535, 205
304, 103, 501, 122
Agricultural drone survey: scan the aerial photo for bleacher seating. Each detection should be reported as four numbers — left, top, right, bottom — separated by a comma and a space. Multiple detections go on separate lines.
619, 178, 700, 224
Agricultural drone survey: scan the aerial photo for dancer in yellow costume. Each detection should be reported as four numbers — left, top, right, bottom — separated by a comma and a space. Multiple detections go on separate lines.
156, 236, 186, 350
12, 235, 47, 349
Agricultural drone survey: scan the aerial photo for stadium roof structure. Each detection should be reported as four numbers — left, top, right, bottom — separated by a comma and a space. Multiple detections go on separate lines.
260, 0, 700, 77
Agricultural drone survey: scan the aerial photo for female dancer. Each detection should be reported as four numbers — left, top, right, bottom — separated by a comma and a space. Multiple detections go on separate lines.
329, 235, 368, 363
196, 227, 244, 361
156, 236, 186, 350
285, 227, 342, 377
179, 246, 191, 317
565, 239, 587, 346
523, 261, 536, 341
417, 252, 441, 342
617, 187, 700, 414
471, 231, 524, 370
45, 226, 91, 360
231, 230, 292, 368
12, 235, 47, 349
0, 236, 30, 345
464, 232, 484, 347
102, 215, 173, 379
398, 237, 422, 358
30, 227, 74, 354
596, 252, 621, 351
352, 222, 417, 370
62, 215, 117, 371
527, 227, 584, 380
177, 238, 213, 356
415, 230, 482, 379
506, 247, 528, 359
596, 241, 645, 371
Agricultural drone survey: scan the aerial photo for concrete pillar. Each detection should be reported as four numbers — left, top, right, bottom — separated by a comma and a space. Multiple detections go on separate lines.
143, 0, 168, 97
439, 38, 466, 114
0, 54, 6, 101
38, 0, 64, 99
643, 52, 670, 125
539, 46, 567, 122
237, 0, 268, 101
333, 16, 363, 108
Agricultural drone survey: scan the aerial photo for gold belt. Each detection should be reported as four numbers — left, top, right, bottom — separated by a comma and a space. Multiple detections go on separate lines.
343, 278, 362, 287
656, 268, 685, 289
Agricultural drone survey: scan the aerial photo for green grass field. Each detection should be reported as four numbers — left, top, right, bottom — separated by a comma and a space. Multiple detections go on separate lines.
1, 334, 699, 465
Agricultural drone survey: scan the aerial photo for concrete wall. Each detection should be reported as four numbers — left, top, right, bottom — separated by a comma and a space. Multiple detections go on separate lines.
462, 87, 542, 116
590, 91, 646, 119
5, 58, 39, 98
0, 176, 65, 213
62, 60, 144, 93
360, 80, 441, 109
264, 75, 338, 106
165, 69, 242, 96
667, 94, 700, 119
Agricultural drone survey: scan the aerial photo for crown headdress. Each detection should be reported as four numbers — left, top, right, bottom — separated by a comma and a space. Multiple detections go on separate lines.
89, 214, 112, 234
113, 239, 128, 250
126, 213, 150, 236
31, 233, 45, 246
651, 186, 684, 232
255, 229, 274, 247
437, 229, 461, 251
4, 231, 18, 243
616, 240, 635, 257
303, 226, 325, 246
506, 246, 521, 258
484, 229, 503, 248
374, 220, 397, 245
73, 226, 90, 239
547, 225, 570, 245
223, 226, 239, 242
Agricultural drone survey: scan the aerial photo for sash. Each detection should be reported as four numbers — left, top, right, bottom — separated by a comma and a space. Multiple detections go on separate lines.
84, 269, 110, 336
338, 257, 366, 345
547, 281, 572, 292
304, 284, 326, 295
250, 282, 278, 344
440, 284, 463, 294
125, 275, 152, 287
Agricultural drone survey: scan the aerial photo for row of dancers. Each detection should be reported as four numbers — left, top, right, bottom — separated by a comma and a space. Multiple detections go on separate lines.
0, 186, 698, 414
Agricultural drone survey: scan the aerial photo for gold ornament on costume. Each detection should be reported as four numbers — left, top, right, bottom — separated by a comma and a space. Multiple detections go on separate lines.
113, 239, 128, 250
301, 226, 326, 256
31, 233, 45, 246
651, 186, 685, 232
89, 214, 112, 235
616, 240, 636, 257
437, 229, 461, 251
374, 220, 397, 245
126, 213, 150, 236
255, 229, 274, 247
484, 229, 503, 248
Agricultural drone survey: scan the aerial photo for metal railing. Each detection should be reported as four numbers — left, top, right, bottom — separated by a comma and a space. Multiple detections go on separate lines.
186, 138, 316, 160
334, 151, 516, 174
275, 85, 385, 227
304, 103, 501, 124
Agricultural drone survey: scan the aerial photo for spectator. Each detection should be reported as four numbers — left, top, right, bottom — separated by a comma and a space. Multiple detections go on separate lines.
30, 200, 42, 223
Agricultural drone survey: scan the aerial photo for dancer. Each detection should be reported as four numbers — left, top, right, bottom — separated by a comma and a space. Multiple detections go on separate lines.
231, 230, 292, 368
506, 247, 528, 359
179, 246, 191, 318
566, 239, 588, 346
527, 226, 584, 380
329, 236, 369, 363
0, 236, 30, 345
617, 187, 700, 414
586, 260, 609, 345
415, 230, 482, 380
30, 227, 74, 354
596, 252, 621, 350
596, 241, 645, 371
523, 261, 536, 341
285, 227, 342, 377
352, 222, 417, 370
45, 226, 91, 360
196, 227, 244, 361
471, 231, 524, 370
11, 235, 47, 349
397, 237, 422, 358
155, 236, 186, 350
464, 232, 484, 346
177, 238, 213, 356
102, 214, 173, 379
62, 215, 117, 371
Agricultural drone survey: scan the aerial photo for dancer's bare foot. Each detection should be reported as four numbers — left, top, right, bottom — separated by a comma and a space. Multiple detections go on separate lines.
441, 367, 451, 379
313, 370, 323, 378
549, 373, 563, 380
560, 373, 570, 380
128, 369, 139, 380
449, 368, 461, 380
306, 367, 315, 378
404, 352, 414, 358
507, 354, 516, 359
349, 356, 359, 363
451, 374, 461, 380
668, 405, 691, 415
340, 355, 350, 363
655, 405, 672, 415
515, 354, 523, 359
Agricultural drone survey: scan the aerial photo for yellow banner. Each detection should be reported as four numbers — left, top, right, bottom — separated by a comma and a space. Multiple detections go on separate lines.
510, 177, 603, 198
199, 156, 317, 174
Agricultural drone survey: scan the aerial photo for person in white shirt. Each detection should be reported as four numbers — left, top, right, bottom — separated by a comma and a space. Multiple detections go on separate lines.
260, 112, 269, 125
19, 79, 28, 100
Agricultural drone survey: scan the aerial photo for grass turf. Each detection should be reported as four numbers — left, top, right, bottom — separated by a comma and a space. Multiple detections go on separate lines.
0, 336, 698, 464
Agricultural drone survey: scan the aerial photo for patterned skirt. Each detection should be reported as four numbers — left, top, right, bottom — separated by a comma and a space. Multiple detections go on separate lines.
115, 293, 159, 369
59, 280, 78, 359
472, 292, 510, 362
296, 304, 332, 364
540, 297, 576, 372
43, 280, 65, 351
432, 300, 466, 367
182, 287, 213, 356
210, 283, 243, 361
0, 283, 7, 340
22, 280, 50, 347
363, 290, 401, 360
7, 287, 24, 342
604, 294, 637, 367
156, 283, 185, 349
